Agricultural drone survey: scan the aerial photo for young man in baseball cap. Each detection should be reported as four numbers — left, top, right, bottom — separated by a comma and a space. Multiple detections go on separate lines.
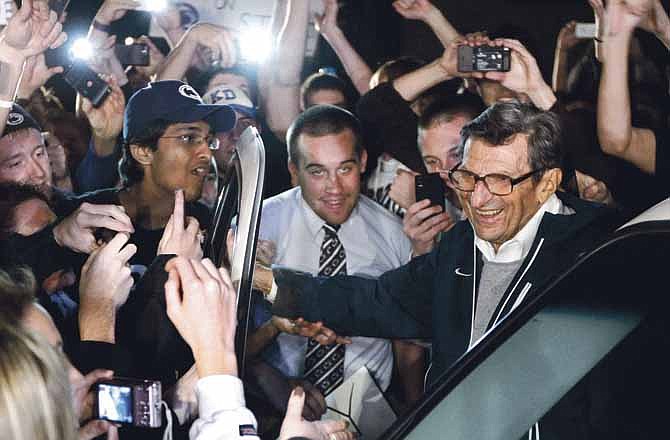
0, 104, 52, 196
70, 80, 236, 267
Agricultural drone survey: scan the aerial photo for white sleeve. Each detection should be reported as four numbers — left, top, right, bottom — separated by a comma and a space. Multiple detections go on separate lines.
189, 375, 260, 440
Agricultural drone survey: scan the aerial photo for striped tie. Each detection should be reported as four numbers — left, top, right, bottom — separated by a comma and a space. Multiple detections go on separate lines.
304, 223, 347, 395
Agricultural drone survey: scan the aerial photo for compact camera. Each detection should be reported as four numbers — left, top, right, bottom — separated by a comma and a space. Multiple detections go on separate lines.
93, 378, 162, 428
458, 45, 511, 73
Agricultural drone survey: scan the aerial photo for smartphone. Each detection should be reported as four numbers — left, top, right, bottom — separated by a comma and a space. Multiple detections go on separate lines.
63, 63, 111, 108
115, 43, 150, 66
458, 45, 511, 73
575, 22, 597, 39
47, 0, 70, 18
93, 378, 162, 428
415, 173, 446, 212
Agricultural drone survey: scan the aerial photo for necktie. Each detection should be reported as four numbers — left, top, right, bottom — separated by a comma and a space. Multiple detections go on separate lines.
304, 223, 347, 395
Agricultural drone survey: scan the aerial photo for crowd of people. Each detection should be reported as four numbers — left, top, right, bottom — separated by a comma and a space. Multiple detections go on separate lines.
0, 0, 668, 438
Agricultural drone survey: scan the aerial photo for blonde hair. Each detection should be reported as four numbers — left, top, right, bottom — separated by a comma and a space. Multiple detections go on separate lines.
0, 321, 77, 440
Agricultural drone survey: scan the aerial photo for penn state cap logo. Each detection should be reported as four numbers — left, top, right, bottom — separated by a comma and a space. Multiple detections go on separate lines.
6, 112, 24, 126
178, 84, 203, 103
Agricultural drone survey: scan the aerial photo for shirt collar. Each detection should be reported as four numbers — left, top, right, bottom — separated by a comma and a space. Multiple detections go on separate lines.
474, 193, 573, 263
298, 188, 358, 238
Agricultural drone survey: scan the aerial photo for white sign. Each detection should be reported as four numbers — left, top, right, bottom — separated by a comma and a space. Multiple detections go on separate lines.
151, 0, 324, 57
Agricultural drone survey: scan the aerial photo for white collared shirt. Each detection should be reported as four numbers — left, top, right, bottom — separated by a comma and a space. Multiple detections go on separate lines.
259, 187, 413, 390
474, 194, 575, 264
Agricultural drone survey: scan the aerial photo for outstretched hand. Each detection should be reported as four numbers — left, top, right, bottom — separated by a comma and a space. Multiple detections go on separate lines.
279, 387, 356, 440
392, 0, 437, 22
2, 0, 67, 60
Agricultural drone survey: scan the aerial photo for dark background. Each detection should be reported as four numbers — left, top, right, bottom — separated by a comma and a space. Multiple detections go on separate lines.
52, 0, 668, 107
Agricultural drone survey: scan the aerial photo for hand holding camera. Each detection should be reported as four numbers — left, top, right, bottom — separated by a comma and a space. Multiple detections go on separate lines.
53, 202, 134, 253
165, 257, 238, 378
82, 74, 125, 146
184, 23, 237, 69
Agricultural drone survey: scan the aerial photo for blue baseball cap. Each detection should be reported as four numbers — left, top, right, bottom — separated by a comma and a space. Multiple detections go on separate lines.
123, 80, 237, 141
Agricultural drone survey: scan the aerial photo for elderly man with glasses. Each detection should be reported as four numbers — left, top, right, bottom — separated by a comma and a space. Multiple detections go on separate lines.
271, 100, 620, 437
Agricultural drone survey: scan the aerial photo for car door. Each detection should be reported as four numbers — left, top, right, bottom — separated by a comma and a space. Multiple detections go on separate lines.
205, 126, 265, 378
383, 219, 670, 439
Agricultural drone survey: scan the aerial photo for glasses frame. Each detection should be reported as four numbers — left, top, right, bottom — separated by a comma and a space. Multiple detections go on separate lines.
159, 133, 220, 151
448, 162, 546, 196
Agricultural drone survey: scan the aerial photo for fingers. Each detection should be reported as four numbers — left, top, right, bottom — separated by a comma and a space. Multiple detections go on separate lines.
285, 387, 305, 420
79, 369, 114, 393
78, 203, 134, 232
100, 231, 130, 254
173, 189, 185, 232
318, 419, 350, 434
78, 420, 115, 440
165, 267, 182, 316
305, 384, 327, 415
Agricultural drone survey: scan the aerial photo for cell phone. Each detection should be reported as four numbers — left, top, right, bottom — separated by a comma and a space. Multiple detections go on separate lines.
458, 45, 511, 73
575, 22, 597, 39
115, 43, 150, 66
63, 63, 111, 108
47, 0, 70, 18
415, 173, 446, 212
93, 378, 162, 428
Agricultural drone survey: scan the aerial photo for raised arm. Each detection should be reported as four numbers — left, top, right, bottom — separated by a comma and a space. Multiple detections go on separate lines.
597, 0, 657, 174
261, 0, 310, 141
393, 0, 461, 48
315, 0, 372, 95
155, 23, 236, 82
0, 0, 66, 134
552, 21, 581, 94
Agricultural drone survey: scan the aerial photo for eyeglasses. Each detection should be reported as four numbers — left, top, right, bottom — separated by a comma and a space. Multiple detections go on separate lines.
159, 134, 220, 151
448, 162, 546, 196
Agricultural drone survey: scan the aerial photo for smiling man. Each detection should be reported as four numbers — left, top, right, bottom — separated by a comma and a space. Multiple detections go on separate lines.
272, 102, 618, 409
254, 105, 412, 426
0, 105, 52, 196
70, 80, 236, 267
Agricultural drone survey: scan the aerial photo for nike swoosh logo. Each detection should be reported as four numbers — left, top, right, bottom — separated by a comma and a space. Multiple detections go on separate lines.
454, 267, 472, 277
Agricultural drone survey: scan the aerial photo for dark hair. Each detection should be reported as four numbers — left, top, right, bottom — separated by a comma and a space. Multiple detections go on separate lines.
418, 93, 485, 130
370, 56, 427, 87
460, 101, 563, 181
300, 73, 348, 110
119, 119, 171, 187
0, 183, 51, 239
286, 105, 363, 166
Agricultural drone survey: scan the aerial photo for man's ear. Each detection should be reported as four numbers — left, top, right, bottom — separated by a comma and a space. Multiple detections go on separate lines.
536, 168, 562, 205
359, 149, 368, 174
288, 160, 299, 188
130, 144, 154, 166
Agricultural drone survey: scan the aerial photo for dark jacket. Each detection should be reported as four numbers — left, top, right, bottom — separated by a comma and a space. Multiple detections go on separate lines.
273, 192, 619, 388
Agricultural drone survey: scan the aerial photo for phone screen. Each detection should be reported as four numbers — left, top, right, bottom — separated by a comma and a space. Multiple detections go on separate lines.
97, 384, 133, 424
415, 173, 446, 212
